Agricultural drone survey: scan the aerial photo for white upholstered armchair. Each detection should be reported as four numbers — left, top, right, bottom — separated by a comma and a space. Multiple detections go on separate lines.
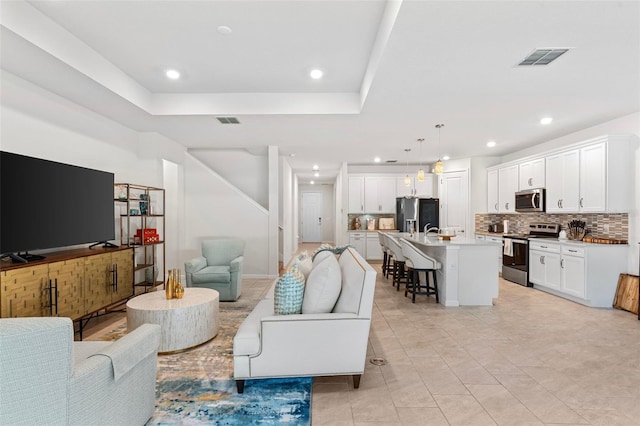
0, 317, 160, 426
185, 238, 245, 301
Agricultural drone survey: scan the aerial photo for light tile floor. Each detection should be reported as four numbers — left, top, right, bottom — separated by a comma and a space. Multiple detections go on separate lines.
311, 262, 640, 425
82, 253, 639, 426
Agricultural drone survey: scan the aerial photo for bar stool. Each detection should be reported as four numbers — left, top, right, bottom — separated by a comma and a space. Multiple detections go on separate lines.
385, 235, 410, 291
378, 232, 390, 278
400, 238, 441, 303
381, 233, 394, 279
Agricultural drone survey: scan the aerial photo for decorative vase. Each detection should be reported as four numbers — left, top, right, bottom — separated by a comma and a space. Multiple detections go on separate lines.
165, 269, 174, 300
172, 269, 184, 299
139, 194, 149, 215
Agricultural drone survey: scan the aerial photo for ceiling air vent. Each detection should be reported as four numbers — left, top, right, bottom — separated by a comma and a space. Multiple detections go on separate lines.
216, 117, 240, 124
518, 48, 570, 66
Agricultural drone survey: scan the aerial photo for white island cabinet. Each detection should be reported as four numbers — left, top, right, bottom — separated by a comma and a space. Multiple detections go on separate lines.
393, 233, 500, 306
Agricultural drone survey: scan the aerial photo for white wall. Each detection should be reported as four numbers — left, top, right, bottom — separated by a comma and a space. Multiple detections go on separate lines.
279, 158, 294, 265
182, 154, 273, 277
190, 149, 269, 208
0, 72, 184, 266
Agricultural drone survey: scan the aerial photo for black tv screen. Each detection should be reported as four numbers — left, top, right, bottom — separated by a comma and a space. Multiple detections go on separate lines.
0, 151, 115, 256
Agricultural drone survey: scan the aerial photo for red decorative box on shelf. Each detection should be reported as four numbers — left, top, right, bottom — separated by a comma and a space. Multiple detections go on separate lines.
135, 228, 159, 244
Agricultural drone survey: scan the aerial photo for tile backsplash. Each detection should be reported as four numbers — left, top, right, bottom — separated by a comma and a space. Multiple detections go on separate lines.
348, 213, 396, 230
475, 212, 628, 240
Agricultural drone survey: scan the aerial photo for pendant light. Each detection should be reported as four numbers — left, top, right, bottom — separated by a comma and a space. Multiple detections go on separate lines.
404, 148, 411, 186
434, 124, 445, 175
416, 138, 425, 181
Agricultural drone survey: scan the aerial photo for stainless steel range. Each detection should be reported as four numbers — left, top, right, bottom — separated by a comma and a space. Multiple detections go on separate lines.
502, 223, 560, 286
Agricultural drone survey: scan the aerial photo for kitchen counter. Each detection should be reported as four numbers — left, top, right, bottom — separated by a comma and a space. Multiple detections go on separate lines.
348, 229, 398, 233
384, 232, 500, 306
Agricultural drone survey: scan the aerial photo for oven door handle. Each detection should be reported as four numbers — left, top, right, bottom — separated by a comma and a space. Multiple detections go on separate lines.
512, 240, 528, 244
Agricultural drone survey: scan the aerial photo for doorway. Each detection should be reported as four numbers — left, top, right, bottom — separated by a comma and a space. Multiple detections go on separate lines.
301, 192, 323, 242
439, 170, 469, 236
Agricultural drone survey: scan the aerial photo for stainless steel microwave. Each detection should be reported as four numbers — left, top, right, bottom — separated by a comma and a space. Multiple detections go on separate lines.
515, 188, 545, 212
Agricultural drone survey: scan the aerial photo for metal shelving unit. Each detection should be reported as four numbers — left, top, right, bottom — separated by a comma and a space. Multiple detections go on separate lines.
114, 183, 165, 292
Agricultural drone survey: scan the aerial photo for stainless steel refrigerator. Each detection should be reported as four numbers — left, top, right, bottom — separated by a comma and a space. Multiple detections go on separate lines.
396, 197, 439, 232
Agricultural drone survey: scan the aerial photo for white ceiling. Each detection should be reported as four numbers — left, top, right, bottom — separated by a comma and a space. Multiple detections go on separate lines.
2, 0, 639, 184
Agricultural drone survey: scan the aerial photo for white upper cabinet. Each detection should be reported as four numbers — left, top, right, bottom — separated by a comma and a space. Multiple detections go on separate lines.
364, 176, 396, 213
487, 169, 499, 213
414, 174, 434, 198
498, 165, 518, 213
348, 176, 365, 213
396, 176, 413, 198
487, 135, 634, 215
546, 149, 579, 212
518, 158, 545, 190
545, 136, 632, 213
397, 174, 434, 198
579, 143, 606, 212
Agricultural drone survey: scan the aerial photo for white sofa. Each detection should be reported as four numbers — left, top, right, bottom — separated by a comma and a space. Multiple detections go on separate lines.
0, 317, 160, 426
233, 247, 377, 393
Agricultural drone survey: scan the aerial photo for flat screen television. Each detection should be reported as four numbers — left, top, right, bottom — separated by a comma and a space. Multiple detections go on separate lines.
0, 151, 115, 262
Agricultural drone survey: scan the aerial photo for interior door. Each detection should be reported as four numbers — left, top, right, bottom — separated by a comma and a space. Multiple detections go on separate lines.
301, 192, 323, 242
438, 170, 469, 236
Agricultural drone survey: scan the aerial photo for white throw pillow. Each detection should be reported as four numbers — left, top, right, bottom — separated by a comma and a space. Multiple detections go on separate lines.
302, 254, 342, 314
312, 250, 333, 266
292, 251, 313, 278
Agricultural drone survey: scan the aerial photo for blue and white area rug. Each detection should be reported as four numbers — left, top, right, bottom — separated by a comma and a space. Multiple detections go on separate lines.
148, 377, 312, 425
90, 280, 312, 425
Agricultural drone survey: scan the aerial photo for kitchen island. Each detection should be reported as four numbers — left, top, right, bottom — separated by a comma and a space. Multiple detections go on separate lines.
387, 232, 501, 306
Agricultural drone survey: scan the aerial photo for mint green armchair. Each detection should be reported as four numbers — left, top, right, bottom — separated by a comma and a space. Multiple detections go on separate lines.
0, 317, 160, 426
185, 238, 245, 301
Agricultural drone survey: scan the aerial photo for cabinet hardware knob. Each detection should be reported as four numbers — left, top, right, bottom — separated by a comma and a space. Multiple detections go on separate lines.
541, 255, 545, 264
579, 197, 583, 208
528, 177, 533, 186
561, 259, 565, 268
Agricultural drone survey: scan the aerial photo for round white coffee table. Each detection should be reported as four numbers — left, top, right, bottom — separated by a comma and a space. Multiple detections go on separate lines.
126, 287, 219, 354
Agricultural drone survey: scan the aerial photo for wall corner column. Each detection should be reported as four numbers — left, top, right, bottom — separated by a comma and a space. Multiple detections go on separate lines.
268, 146, 279, 276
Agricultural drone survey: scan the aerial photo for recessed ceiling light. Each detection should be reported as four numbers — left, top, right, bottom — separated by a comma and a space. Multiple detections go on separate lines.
486, 141, 496, 148
165, 69, 180, 80
312, 164, 319, 170
310, 69, 323, 79
310, 181, 315, 185
442, 155, 450, 161
314, 172, 319, 177
374, 157, 381, 163
217, 25, 232, 35
540, 117, 553, 125
289, 153, 296, 157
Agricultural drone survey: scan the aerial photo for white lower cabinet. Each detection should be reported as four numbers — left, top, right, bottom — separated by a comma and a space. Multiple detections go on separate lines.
529, 242, 561, 291
348, 231, 385, 260
365, 234, 383, 260
348, 232, 366, 257
561, 246, 585, 298
529, 240, 626, 307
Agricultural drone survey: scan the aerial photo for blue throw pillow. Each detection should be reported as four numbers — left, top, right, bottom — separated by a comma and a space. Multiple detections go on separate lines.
274, 266, 305, 315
